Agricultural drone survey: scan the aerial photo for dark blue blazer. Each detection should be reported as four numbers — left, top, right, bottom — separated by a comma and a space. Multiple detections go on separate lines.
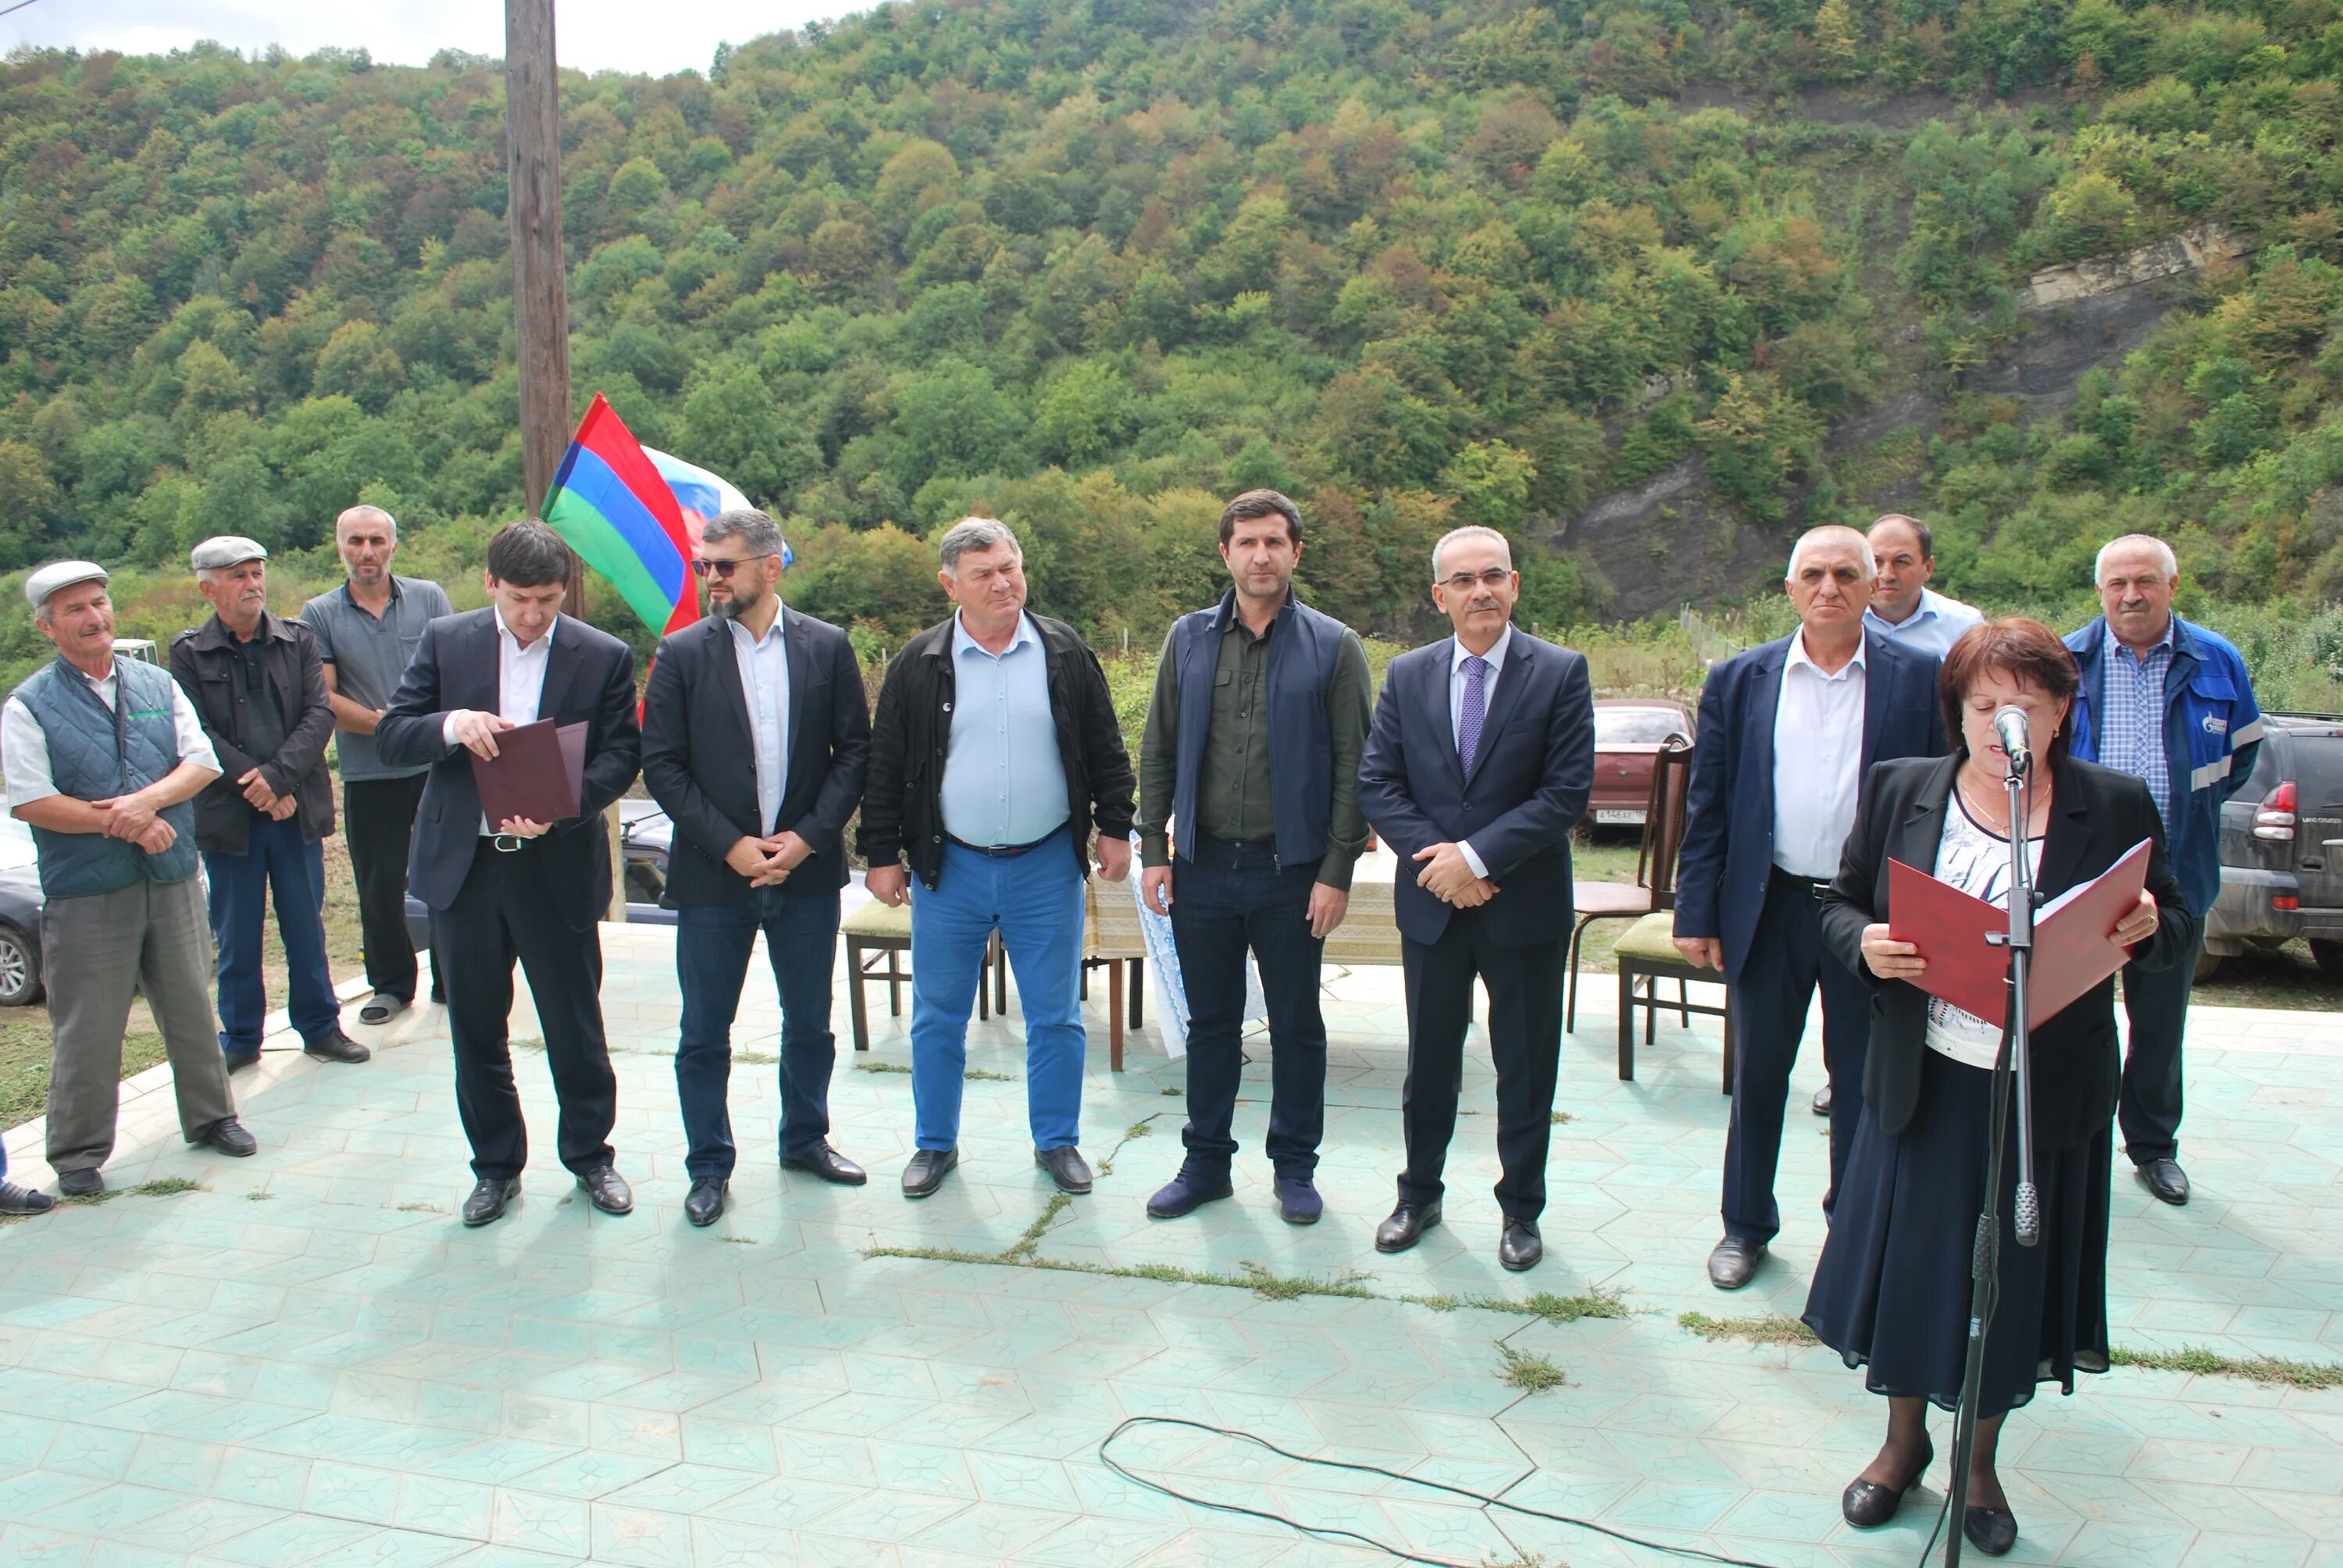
1673, 629, 1946, 983
1357, 629, 1596, 947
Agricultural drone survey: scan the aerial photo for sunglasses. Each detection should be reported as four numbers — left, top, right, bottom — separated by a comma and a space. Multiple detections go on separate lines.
691, 553, 776, 579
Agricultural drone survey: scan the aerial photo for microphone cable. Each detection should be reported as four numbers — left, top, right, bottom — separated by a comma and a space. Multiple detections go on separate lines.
1099, 1414, 1791, 1568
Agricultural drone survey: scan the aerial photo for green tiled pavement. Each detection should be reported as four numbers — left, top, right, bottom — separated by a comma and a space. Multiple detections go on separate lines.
2, 916, 2338, 1566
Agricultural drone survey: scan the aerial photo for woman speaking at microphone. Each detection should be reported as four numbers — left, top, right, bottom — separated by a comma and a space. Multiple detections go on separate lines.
1805, 618, 2192, 1556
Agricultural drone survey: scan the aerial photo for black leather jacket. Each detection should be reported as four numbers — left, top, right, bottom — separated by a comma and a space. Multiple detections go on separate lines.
169, 611, 337, 854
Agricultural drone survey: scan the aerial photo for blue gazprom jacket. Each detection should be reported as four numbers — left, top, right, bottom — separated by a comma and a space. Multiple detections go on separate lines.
2064, 614, 2264, 921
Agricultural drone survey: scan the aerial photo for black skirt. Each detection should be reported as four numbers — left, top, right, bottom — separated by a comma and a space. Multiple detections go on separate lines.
1803, 1046, 2111, 1417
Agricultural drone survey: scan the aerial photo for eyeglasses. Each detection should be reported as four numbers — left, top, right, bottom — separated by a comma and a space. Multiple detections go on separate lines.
691, 554, 775, 579
1437, 568, 1513, 592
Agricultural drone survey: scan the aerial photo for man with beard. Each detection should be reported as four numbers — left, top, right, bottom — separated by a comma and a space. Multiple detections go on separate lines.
301, 505, 454, 1025
641, 509, 872, 1228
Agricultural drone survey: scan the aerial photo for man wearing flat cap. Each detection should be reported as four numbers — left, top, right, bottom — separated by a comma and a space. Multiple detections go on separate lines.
3, 563, 259, 1197
170, 537, 368, 1072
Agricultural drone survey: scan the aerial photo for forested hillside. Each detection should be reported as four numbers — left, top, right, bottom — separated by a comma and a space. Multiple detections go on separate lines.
5, 0, 2343, 663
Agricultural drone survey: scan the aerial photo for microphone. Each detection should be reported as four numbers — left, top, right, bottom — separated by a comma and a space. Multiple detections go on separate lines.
1992, 705, 2033, 776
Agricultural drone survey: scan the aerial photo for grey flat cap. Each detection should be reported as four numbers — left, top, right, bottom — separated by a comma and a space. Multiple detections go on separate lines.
23, 560, 109, 610
191, 536, 269, 571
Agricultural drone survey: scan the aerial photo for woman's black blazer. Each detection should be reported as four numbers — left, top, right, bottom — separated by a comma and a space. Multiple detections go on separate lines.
1820, 753, 2196, 1153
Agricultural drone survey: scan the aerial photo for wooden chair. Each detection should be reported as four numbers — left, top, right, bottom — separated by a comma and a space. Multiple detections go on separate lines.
1614, 912, 1734, 1093
840, 900, 1003, 1054
1566, 738, 1694, 1032
1082, 877, 1146, 1071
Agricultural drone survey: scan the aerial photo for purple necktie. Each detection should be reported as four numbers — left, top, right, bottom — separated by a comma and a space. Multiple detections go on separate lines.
1458, 655, 1489, 782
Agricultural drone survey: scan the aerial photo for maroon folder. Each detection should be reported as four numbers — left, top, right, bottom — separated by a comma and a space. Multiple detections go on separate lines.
470, 719, 587, 828
1886, 839, 2152, 1029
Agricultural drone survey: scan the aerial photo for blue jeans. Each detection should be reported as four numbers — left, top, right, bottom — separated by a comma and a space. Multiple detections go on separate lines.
675, 886, 842, 1181
1168, 839, 1328, 1179
205, 814, 340, 1056
908, 831, 1086, 1152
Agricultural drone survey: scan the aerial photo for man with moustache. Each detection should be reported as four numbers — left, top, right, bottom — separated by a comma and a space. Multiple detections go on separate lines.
1863, 513, 1983, 659
6, 563, 257, 1196
2063, 533, 2263, 1207
171, 537, 369, 1072
1674, 525, 1946, 1291
1357, 526, 1596, 1272
301, 505, 455, 1025
858, 518, 1136, 1201
376, 522, 644, 1226
642, 509, 872, 1228
1136, 490, 1372, 1226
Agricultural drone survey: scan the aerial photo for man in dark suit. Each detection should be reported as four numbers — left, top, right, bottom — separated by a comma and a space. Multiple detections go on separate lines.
376, 521, 644, 1228
1673, 524, 1948, 1290
642, 508, 872, 1228
1357, 525, 1595, 1272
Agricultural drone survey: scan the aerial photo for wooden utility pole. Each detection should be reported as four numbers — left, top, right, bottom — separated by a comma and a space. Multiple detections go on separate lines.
506, 0, 622, 921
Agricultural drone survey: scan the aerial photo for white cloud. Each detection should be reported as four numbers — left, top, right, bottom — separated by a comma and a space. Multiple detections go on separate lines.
6, 0, 865, 78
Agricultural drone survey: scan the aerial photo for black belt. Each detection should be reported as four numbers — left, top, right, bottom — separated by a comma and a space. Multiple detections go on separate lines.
947, 829, 1063, 859
1771, 868, 1832, 898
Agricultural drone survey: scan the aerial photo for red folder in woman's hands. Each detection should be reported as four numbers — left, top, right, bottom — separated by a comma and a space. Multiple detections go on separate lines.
470, 719, 587, 826
1886, 840, 2152, 1029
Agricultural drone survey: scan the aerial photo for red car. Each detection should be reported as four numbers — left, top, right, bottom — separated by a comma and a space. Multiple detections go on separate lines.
1585, 700, 1695, 826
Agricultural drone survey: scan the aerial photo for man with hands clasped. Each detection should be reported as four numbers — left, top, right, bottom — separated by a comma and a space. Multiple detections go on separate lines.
1357, 526, 1596, 1272
642, 508, 872, 1228
376, 522, 644, 1228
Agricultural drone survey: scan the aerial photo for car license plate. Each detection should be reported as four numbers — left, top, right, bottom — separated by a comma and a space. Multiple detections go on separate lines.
1596, 809, 1644, 825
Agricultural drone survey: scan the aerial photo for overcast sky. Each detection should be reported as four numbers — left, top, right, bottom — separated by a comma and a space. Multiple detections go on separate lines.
5, 0, 865, 78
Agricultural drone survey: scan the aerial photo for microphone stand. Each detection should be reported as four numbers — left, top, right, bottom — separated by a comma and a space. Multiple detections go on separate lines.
1943, 751, 2042, 1566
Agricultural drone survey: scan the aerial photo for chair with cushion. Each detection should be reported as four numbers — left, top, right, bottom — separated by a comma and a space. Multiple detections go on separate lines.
840, 898, 1002, 1055
1566, 737, 1694, 1033
1613, 911, 1733, 1092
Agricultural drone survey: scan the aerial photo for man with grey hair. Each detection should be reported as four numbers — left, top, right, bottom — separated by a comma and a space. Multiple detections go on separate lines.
4, 562, 257, 1197
859, 516, 1136, 1200
172, 537, 367, 1073
301, 505, 455, 1025
2063, 533, 2263, 1206
642, 508, 872, 1228
1674, 523, 1946, 1290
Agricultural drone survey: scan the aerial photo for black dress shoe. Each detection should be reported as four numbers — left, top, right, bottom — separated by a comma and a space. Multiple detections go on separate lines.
1035, 1145, 1093, 1194
1963, 1505, 2017, 1556
684, 1178, 727, 1228
1812, 1084, 1833, 1117
1375, 1200, 1442, 1253
462, 1176, 520, 1227
781, 1143, 868, 1185
1842, 1441, 1932, 1528
1499, 1220, 1542, 1272
195, 1118, 259, 1157
56, 1167, 103, 1199
304, 1029, 372, 1064
576, 1164, 633, 1215
2136, 1158, 2190, 1206
902, 1147, 958, 1199
1707, 1235, 1764, 1290
222, 1050, 260, 1074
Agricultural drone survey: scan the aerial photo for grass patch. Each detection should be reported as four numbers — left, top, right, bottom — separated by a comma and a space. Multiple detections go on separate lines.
1160, 1085, 1182, 1096
1001, 1192, 1072, 1262
2, 1020, 167, 1132
396, 1202, 441, 1213
721, 1235, 758, 1245
1678, 1311, 1820, 1345
735, 1051, 777, 1066
243, 1191, 275, 1202
854, 1060, 1015, 1081
2110, 1345, 2343, 1391
854, 1061, 913, 1074
1238, 1260, 1376, 1302
964, 1067, 1017, 1082
1406, 1287, 1628, 1323
1550, 1110, 1573, 1125
1497, 1343, 1568, 1393
1122, 1121, 1153, 1140
66, 1176, 205, 1207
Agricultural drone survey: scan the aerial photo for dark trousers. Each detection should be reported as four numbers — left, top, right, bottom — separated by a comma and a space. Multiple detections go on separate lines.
430, 843, 616, 1183
1722, 870, 1872, 1245
2118, 928, 2202, 1165
343, 773, 430, 1003
1396, 910, 1566, 1223
204, 813, 339, 1053
675, 886, 843, 1181
1167, 839, 1328, 1180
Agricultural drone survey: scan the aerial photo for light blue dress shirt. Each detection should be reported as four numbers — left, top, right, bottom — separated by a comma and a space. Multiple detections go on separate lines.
1863, 587, 1985, 659
2100, 616, 2177, 829
727, 608, 790, 835
940, 611, 1071, 847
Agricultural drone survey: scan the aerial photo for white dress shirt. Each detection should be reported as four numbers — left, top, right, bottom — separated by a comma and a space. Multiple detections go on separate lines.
1863, 587, 1985, 660
2, 659, 219, 807
444, 609, 558, 833
1448, 624, 1514, 879
728, 608, 790, 835
1771, 629, 1867, 878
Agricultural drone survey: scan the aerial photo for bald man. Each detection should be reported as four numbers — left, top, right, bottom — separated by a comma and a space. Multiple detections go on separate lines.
1673, 526, 1948, 1290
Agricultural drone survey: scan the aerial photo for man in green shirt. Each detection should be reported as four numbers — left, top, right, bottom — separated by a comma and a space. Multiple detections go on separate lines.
1136, 490, 1372, 1225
